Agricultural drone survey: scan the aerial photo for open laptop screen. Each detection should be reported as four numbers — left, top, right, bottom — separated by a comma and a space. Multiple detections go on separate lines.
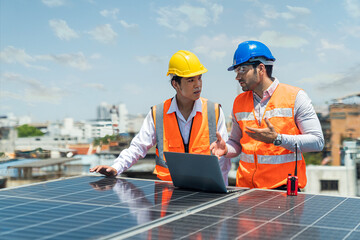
164, 152, 228, 193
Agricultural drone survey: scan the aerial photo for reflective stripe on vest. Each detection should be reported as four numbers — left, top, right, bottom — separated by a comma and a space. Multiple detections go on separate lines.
233, 83, 307, 189
235, 108, 293, 122
155, 103, 166, 168
257, 153, 302, 164
239, 152, 301, 164
207, 100, 217, 145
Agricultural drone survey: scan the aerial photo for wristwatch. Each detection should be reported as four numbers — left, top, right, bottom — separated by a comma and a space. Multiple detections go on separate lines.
273, 134, 282, 146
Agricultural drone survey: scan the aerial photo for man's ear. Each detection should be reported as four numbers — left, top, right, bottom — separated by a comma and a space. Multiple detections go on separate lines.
171, 79, 179, 90
258, 63, 266, 76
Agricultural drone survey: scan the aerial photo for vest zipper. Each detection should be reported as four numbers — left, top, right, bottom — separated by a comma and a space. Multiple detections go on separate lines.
175, 112, 194, 153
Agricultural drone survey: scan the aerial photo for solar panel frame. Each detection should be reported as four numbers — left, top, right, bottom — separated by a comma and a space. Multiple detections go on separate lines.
128, 190, 360, 240
1, 175, 360, 240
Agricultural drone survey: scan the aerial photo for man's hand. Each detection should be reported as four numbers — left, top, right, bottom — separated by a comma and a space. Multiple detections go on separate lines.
245, 117, 278, 143
210, 132, 228, 158
89, 165, 118, 177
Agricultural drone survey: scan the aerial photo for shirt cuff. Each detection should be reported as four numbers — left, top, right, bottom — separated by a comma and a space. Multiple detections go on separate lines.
111, 161, 125, 175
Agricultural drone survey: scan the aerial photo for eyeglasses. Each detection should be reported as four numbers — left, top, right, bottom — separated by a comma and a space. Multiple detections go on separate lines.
234, 63, 258, 74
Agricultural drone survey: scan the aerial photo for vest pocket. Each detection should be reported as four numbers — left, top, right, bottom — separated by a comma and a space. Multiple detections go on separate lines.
191, 144, 210, 154
166, 139, 183, 152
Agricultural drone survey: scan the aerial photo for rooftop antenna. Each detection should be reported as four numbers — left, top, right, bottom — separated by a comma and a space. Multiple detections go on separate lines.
287, 143, 299, 196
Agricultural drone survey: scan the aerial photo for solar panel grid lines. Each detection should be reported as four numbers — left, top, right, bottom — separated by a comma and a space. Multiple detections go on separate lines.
127, 189, 287, 239
288, 197, 348, 239
176, 190, 284, 240
0, 176, 92, 198
2, 175, 162, 239
113, 188, 246, 240
36, 177, 229, 239
234, 194, 317, 239
0, 176, 233, 240
0, 177, 126, 214
128, 190, 360, 240
2, 176, 360, 240
0, 178, 106, 221
290, 196, 360, 240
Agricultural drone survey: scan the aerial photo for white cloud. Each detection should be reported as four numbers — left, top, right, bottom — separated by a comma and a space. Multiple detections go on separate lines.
289, 23, 317, 36
0, 46, 46, 70
90, 53, 101, 59
88, 24, 117, 44
342, 24, 360, 38
42, 0, 64, 7
156, 3, 222, 32
208, 3, 223, 22
319, 39, 345, 50
286, 6, 311, 15
84, 83, 106, 91
36, 52, 91, 70
316, 39, 346, 61
280, 12, 295, 20
123, 83, 144, 96
263, 5, 310, 20
1, 46, 92, 71
135, 55, 164, 64
119, 20, 138, 29
0, 46, 34, 65
49, 19, 79, 40
317, 52, 326, 62
193, 34, 230, 60
300, 65, 360, 98
100, 8, 120, 19
1, 72, 65, 104
263, 5, 294, 20
259, 31, 309, 48
344, 0, 360, 18
0, 91, 23, 101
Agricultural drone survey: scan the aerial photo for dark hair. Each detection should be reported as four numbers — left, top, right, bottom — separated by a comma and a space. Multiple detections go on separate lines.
251, 61, 273, 78
171, 75, 182, 86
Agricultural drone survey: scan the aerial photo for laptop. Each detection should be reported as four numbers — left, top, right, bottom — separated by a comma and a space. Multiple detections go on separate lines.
164, 152, 243, 194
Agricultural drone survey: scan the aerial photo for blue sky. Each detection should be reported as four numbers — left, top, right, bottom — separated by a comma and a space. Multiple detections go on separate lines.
1, 0, 360, 122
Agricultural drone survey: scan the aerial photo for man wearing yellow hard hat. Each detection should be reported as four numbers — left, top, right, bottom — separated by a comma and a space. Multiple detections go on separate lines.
90, 50, 231, 185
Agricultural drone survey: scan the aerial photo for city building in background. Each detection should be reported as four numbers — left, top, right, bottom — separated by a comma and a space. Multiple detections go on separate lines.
1, 95, 360, 196
96, 102, 128, 134
306, 140, 360, 196
329, 93, 360, 166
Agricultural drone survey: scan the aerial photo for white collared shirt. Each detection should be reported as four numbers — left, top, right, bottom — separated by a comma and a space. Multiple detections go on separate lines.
112, 96, 231, 185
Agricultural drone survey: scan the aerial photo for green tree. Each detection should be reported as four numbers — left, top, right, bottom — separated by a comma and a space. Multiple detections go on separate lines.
16, 124, 44, 138
303, 152, 322, 165
92, 134, 129, 146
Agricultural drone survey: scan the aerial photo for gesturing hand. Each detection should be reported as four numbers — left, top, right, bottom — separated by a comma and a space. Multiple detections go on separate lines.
210, 132, 228, 158
245, 117, 278, 144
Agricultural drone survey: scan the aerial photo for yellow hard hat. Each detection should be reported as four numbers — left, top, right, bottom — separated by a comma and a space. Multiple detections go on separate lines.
167, 50, 208, 78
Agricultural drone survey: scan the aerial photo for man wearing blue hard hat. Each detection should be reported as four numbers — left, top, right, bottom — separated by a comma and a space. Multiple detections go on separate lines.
210, 40, 324, 191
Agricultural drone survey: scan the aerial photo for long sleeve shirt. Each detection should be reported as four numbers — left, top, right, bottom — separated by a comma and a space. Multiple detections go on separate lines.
226, 78, 324, 158
112, 97, 231, 185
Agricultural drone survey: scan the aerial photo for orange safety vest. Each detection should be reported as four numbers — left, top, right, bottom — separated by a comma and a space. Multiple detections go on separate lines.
152, 97, 219, 181
233, 83, 307, 189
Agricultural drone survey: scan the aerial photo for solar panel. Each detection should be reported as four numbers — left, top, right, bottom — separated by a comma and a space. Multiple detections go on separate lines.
0, 176, 239, 239
1, 176, 360, 240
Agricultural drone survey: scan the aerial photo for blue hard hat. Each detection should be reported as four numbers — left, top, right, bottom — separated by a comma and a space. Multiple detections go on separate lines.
228, 40, 276, 71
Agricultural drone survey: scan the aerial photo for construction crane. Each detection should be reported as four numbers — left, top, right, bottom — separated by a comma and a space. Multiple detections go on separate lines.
332, 92, 360, 104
